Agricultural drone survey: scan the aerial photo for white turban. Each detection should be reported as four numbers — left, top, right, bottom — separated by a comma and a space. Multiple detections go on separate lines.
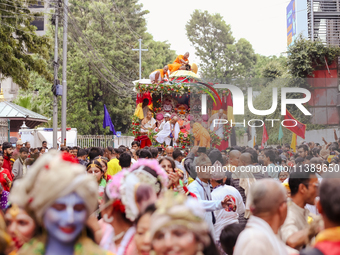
10, 151, 98, 224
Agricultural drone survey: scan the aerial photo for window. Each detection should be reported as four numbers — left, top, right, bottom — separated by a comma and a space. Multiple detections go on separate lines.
29, 1, 44, 8
30, 17, 44, 31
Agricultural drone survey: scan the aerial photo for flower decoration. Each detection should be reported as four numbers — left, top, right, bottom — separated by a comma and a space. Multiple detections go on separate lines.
131, 115, 141, 137
223, 121, 232, 140
178, 132, 191, 149
208, 130, 222, 146
136, 82, 191, 96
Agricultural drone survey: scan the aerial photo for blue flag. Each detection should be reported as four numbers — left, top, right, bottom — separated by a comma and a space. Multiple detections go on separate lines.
103, 105, 116, 135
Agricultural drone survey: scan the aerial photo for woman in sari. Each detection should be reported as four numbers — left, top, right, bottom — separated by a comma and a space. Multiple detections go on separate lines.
86, 160, 107, 206
0, 154, 12, 192
9, 151, 112, 255
99, 159, 168, 255
94, 156, 112, 182
4, 204, 37, 252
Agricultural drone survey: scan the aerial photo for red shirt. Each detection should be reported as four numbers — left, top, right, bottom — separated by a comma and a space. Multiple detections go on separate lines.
3, 156, 12, 175
0, 168, 13, 192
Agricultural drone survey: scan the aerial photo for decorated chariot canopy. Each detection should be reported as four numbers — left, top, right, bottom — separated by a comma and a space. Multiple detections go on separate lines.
133, 70, 201, 96
132, 68, 234, 150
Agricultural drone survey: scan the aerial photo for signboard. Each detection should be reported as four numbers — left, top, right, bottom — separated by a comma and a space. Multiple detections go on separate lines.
287, 0, 296, 46
116, 131, 121, 137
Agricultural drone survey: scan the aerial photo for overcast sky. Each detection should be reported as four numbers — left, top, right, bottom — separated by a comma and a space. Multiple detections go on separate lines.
140, 0, 290, 63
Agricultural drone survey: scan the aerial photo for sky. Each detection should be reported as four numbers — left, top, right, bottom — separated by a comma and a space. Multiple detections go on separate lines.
140, 0, 290, 64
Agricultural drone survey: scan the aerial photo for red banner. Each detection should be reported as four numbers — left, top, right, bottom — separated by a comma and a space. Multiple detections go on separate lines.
261, 123, 268, 149
284, 110, 306, 139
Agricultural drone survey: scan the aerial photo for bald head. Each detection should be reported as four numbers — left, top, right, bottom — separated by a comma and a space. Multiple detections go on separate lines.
250, 179, 287, 216
239, 153, 252, 166
229, 150, 241, 167
165, 146, 174, 158
171, 116, 178, 124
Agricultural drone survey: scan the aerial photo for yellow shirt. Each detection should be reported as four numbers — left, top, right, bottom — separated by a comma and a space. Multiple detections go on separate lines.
107, 158, 122, 176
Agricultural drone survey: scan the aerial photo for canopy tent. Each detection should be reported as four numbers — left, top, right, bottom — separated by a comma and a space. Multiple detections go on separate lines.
0, 101, 48, 132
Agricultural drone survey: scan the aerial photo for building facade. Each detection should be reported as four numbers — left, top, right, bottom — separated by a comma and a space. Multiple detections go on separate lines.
0, 0, 53, 101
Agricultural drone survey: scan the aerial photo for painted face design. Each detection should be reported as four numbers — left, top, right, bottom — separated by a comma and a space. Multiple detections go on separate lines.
43, 192, 87, 244
5, 205, 36, 249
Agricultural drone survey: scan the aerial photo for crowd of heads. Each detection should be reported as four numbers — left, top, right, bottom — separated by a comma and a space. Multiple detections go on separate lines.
0, 136, 339, 255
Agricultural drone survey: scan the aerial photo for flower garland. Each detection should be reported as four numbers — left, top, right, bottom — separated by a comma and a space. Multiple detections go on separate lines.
223, 121, 232, 141
178, 132, 191, 149
148, 130, 157, 145
208, 130, 222, 146
136, 83, 190, 96
131, 115, 141, 137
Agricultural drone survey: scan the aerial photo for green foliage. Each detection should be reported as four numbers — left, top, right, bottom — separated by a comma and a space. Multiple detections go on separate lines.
142, 33, 177, 78
14, 71, 54, 127
249, 54, 288, 78
186, 10, 256, 80
0, 0, 52, 88
16, 0, 177, 135
287, 35, 340, 78
243, 78, 316, 145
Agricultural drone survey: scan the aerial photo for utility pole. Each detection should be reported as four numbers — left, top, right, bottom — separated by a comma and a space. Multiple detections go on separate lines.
52, 3, 59, 149
132, 38, 148, 80
61, 0, 68, 146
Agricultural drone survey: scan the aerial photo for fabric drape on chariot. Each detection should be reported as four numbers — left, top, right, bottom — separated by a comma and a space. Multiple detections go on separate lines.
134, 92, 153, 120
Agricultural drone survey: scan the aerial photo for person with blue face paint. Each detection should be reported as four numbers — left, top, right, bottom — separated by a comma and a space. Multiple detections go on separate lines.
9, 151, 114, 255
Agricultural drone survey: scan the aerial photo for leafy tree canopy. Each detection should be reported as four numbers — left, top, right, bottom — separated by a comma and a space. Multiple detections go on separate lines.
0, 0, 52, 88
186, 10, 257, 81
287, 35, 340, 78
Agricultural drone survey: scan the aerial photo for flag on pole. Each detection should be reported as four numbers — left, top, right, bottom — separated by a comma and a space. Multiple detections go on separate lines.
291, 133, 297, 152
278, 125, 284, 141
284, 110, 306, 139
261, 123, 269, 149
103, 104, 116, 135
251, 126, 256, 148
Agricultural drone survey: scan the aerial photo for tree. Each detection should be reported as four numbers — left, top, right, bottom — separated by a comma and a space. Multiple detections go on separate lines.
186, 10, 256, 80
287, 35, 340, 78
0, 0, 52, 88
142, 33, 177, 78
250, 54, 287, 79
16, 0, 177, 135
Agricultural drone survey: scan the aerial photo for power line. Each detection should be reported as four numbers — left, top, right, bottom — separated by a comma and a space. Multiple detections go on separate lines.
85, 0, 141, 78
111, 0, 140, 39
0, 15, 45, 18
0, 7, 56, 16
64, 10, 133, 89
64, 6, 135, 86
0, 2, 35, 10
1, 22, 44, 36
68, 1, 136, 49
66, 22, 129, 96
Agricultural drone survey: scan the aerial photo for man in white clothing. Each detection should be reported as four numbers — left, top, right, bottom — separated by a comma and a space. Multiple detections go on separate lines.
234, 179, 289, 255
154, 116, 180, 146
211, 169, 245, 243
157, 113, 170, 132
208, 109, 228, 139
188, 153, 234, 241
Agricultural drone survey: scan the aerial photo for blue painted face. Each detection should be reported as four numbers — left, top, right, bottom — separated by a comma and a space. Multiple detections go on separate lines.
43, 192, 87, 244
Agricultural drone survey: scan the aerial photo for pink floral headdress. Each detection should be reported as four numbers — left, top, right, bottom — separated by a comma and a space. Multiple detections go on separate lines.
105, 159, 168, 221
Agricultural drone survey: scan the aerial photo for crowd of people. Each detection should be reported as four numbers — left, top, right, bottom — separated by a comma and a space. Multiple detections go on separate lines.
0, 137, 340, 255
